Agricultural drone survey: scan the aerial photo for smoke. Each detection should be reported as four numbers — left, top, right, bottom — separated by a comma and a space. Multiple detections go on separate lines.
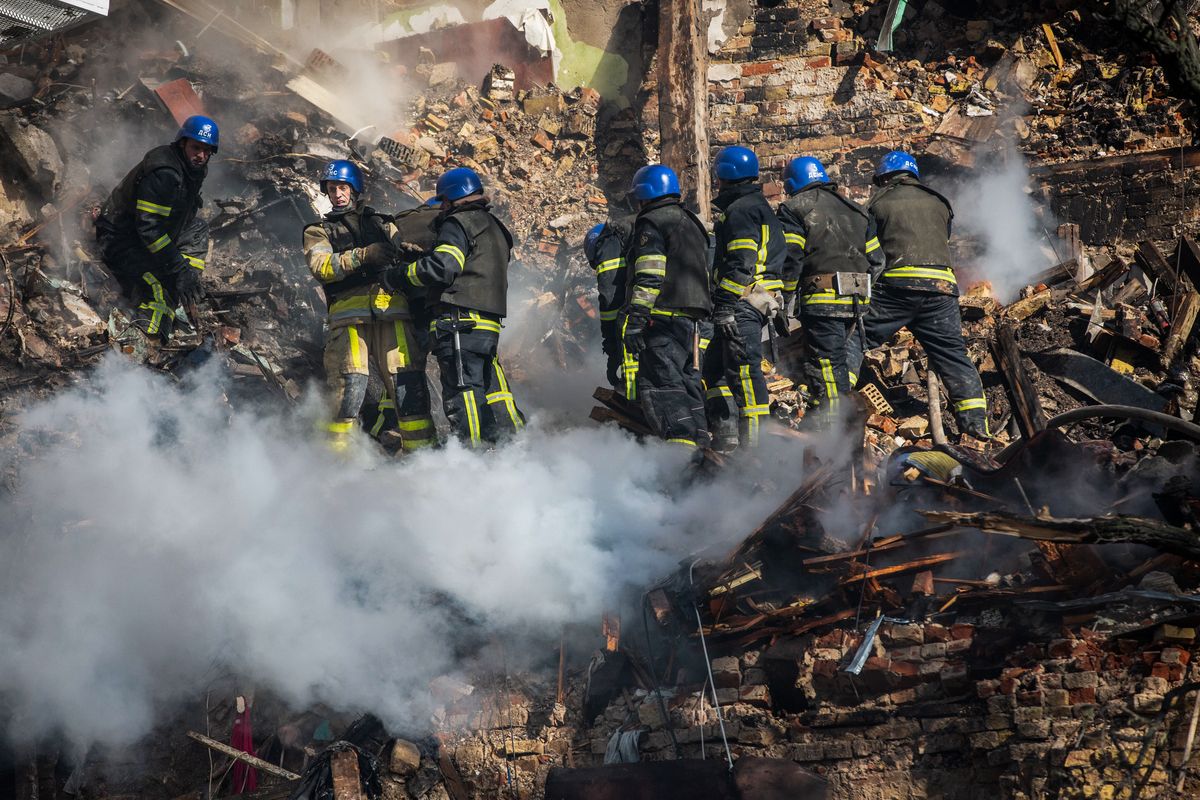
0, 354, 819, 751
946, 148, 1057, 302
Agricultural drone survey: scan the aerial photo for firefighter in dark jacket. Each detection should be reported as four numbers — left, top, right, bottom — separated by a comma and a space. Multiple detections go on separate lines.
709, 146, 787, 448
621, 164, 712, 449
777, 156, 882, 426
386, 167, 525, 448
851, 150, 990, 439
95, 115, 217, 341
303, 160, 435, 454
584, 218, 636, 395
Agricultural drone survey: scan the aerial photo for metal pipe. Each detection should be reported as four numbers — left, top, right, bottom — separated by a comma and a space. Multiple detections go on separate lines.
998, 404, 1200, 462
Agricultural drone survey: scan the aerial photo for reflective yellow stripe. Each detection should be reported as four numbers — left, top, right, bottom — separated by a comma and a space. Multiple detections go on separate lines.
882, 265, 957, 283
727, 238, 757, 252
634, 254, 666, 270
369, 402, 389, 437
435, 244, 466, 269
865, 237, 880, 253
621, 315, 638, 399
784, 232, 806, 248
135, 199, 171, 216
802, 289, 870, 306
138, 271, 174, 335
820, 357, 840, 409
393, 322, 411, 369
706, 385, 733, 399
317, 253, 337, 281
755, 225, 770, 279
147, 233, 171, 253
463, 389, 482, 447
347, 325, 365, 371
699, 337, 711, 351
631, 287, 659, 308
398, 418, 433, 431
782, 279, 799, 292
650, 308, 691, 318
406, 262, 423, 287
183, 254, 205, 270
718, 277, 747, 295
954, 397, 987, 412
596, 258, 624, 274
489, 359, 524, 430
599, 309, 619, 321
327, 420, 355, 433
755, 278, 784, 291
465, 311, 502, 334
665, 438, 697, 447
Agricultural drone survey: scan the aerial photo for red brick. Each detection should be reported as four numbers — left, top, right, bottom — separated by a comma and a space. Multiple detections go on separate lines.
950, 624, 976, 641
976, 679, 1000, 699
805, 56, 832, 69
999, 677, 1018, 695
1068, 687, 1096, 704
813, 659, 839, 680
1048, 639, 1076, 659
1017, 690, 1044, 707
741, 62, 777, 77
1151, 662, 1171, 680
925, 624, 951, 643
889, 660, 920, 678
810, 17, 842, 30
1170, 664, 1186, 682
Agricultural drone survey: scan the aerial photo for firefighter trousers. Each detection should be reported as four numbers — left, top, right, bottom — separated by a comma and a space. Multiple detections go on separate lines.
324, 318, 435, 453
636, 315, 709, 448
800, 311, 856, 430
700, 320, 738, 452
710, 301, 770, 447
849, 285, 988, 434
429, 310, 525, 448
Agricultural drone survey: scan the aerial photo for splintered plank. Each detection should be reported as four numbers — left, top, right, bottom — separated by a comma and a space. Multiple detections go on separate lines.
1134, 241, 1183, 295
1162, 291, 1200, 366
838, 552, 963, 585
186, 732, 301, 781
992, 322, 1046, 438
330, 750, 363, 800
589, 406, 652, 437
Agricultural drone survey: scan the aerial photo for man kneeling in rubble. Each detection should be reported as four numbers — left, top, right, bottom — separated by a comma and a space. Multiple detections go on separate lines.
384, 167, 525, 448
94, 115, 217, 342
303, 160, 436, 454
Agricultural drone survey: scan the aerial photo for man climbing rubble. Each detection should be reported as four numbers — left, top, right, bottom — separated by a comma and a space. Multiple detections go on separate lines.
584, 218, 636, 396
94, 115, 217, 342
621, 164, 712, 449
385, 167, 525, 448
849, 150, 990, 440
303, 159, 435, 454
776, 156, 882, 430
708, 146, 787, 449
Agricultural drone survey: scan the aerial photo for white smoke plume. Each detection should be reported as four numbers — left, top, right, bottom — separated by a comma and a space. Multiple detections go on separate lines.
946, 149, 1057, 302
0, 355, 816, 751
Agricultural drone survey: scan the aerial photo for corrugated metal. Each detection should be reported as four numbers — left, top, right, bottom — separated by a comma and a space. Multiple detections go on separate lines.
0, 0, 108, 48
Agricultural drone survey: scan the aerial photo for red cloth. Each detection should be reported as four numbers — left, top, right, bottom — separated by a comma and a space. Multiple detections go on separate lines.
230, 706, 258, 794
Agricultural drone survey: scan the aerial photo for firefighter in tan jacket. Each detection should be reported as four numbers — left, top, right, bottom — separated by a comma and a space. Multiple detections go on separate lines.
302, 159, 435, 453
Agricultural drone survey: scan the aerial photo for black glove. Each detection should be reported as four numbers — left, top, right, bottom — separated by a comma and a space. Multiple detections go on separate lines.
781, 291, 796, 319
772, 310, 791, 339
622, 310, 648, 356
359, 242, 396, 270
606, 355, 621, 388
714, 303, 746, 363
174, 266, 204, 306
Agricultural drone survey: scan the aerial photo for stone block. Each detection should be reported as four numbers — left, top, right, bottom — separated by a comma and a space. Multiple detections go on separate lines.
0, 73, 33, 107
0, 113, 63, 198
389, 739, 421, 775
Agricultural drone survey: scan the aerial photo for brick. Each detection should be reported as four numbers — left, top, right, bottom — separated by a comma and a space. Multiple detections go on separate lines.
789, 742, 824, 761
925, 624, 951, 642
1151, 662, 1171, 680
1069, 687, 1097, 705
531, 130, 554, 152
742, 62, 777, 77
977, 679, 1001, 699
810, 17, 842, 30
1160, 647, 1190, 665
921, 642, 948, 659
1063, 671, 1098, 689
739, 684, 771, 707
1017, 690, 1044, 707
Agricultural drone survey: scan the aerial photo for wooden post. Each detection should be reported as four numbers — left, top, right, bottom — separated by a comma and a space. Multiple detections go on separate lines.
1056, 223, 1088, 282
330, 750, 364, 800
992, 321, 1047, 439
658, 0, 711, 220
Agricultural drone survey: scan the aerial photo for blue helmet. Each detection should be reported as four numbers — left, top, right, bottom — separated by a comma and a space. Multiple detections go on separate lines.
436, 167, 483, 202
630, 165, 680, 202
876, 150, 919, 180
784, 157, 829, 195
176, 114, 219, 152
714, 146, 758, 181
584, 223, 606, 264
320, 159, 363, 194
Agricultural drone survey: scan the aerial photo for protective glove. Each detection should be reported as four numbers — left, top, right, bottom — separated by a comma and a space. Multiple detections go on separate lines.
606, 355, 621, 389
781, 291, 796, 319
714, 303, 746, 364
359, 241, 397, 270
622, 309, 648, 356
174, 265, 204, 306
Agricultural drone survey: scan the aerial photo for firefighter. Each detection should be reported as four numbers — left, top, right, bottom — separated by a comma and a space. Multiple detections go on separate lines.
709, 146, 787, 448
584, 218, 636, 394
852, 150, 990, 439
776, 156, 882, 426
303, 159, 435, 454
621, 164, 712, 449
386, 167, 525, 448
94, 114, 217, 341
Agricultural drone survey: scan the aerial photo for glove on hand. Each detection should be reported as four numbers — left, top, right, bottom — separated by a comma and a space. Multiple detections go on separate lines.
714, 304, 747, 364
359, 242, 396, 270
622, 309, 649, 356
174, 266, 204, 306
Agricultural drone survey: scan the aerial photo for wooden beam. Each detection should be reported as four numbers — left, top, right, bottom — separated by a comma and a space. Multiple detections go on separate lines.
1162, 290, 1200, 366
330, 750, 363, 800
992, 322, 1046, 438
658, 0, 710, 219
1134, 241, 1182, 295
838, 552, 963, 585
186, 732, 301, 781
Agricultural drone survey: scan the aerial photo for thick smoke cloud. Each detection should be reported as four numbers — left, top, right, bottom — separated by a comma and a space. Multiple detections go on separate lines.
946, 149, 1057, 302
0, 355, 814, 750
